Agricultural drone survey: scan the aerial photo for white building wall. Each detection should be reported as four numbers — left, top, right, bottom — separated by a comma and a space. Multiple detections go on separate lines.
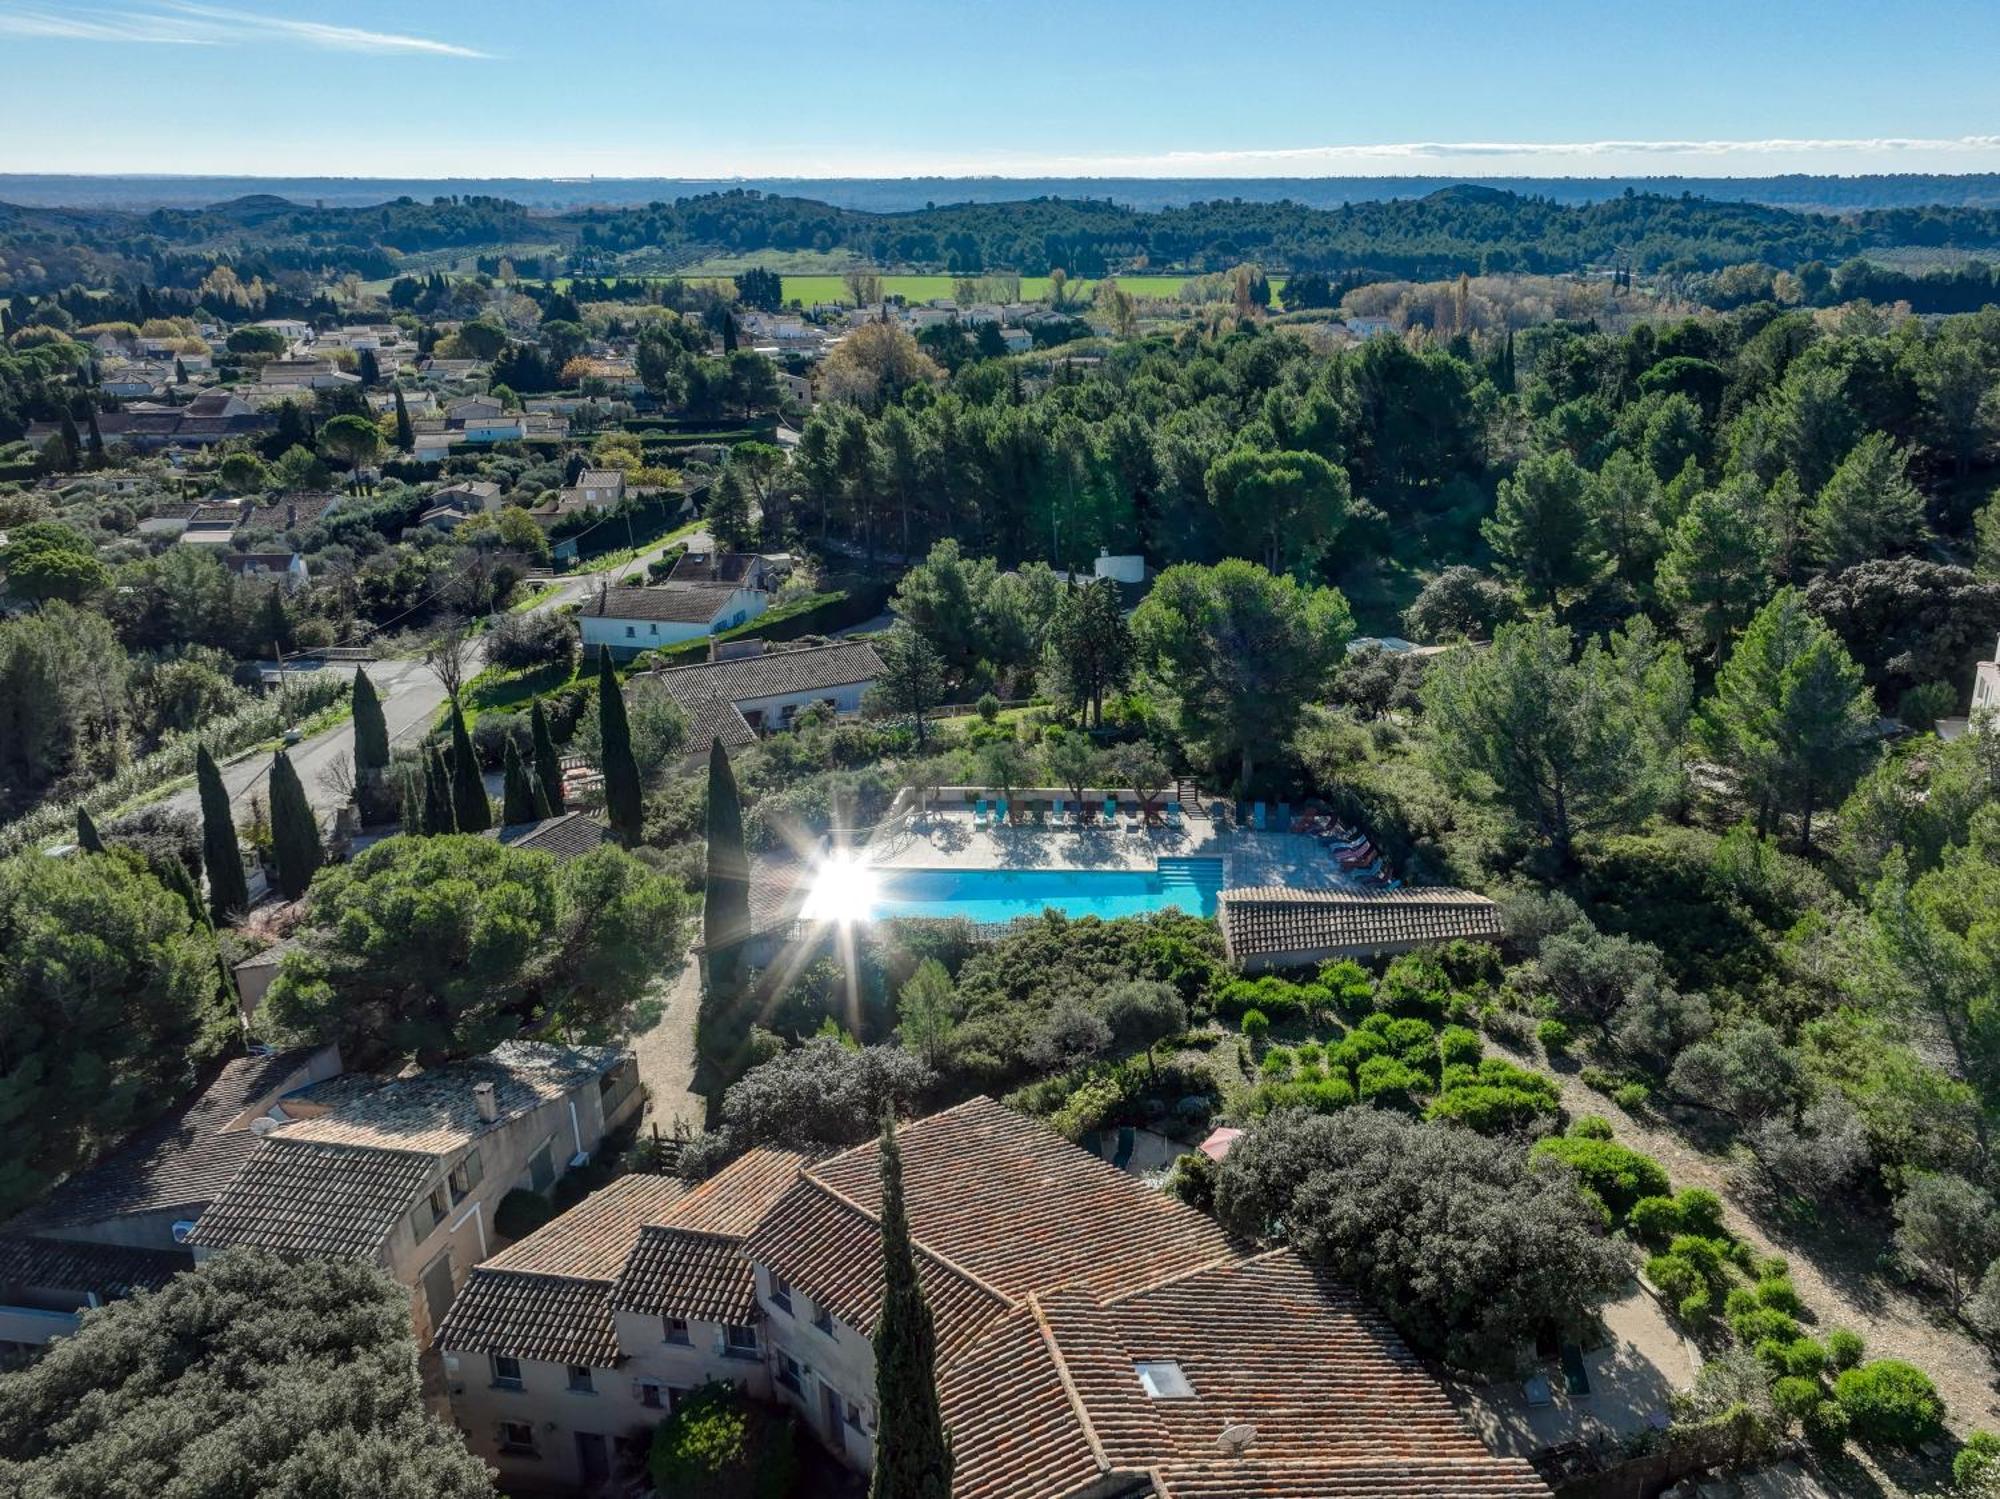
755, 1264, 878, 1472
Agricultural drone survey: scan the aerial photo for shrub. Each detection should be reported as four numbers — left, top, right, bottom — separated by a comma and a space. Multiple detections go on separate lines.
1756, 1276, 1804, 1316
1772, 1375, 1824, 1423
1537, 1017, 1571, 1053
1825, 1328, 1865, 1371
1646, 1252, 1703, 1303
1628, 1196, 1683, 1245
1754, 1254, 1790, 1280
1956, 1430, 2000, 1489
1260, 1047, 1294, 1077
1802, 1398, 1850, 1456
1678, 1288, 1714, 1324
1249, 1075, 1356, 1116
1675, 1188, 1727, 1239
1731, 1306, 1802, 1347
1240, 1008, 1270, 1042
1356, 1055, 1432, 1109
1614, 1081, 1651, 1110
1377, 949, 1451, 1013
649, 1380, 799, 1499
1438, 1024, 1483, 1068
1834, 1359, 1946, 1449
1530, 1135, 1672, 1220
976, 691, 1001, 723
1425, 1081, 1560, 1133
495, 1188, 553, 1239
1669, 1234, 1732, 1287
1777, 1337, 1828, 1380
1569, 1114, 1616, 1141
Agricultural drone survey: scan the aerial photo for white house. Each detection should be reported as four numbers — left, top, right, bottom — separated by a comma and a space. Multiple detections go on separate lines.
562, 468, 626, 510
222, 552, 310, 591
578, 582, 766, 660
635, 640, 886, 750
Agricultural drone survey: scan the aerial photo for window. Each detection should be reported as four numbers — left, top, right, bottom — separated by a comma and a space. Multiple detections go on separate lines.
812, 1302, 835, 1338
769, 1274, 793, 1315
663, 1316, 690, 1346
491, 1353, 523, 1390
637, 1380, 665, 1410
567, 1365, 594, 1393
845, 1398, 865, 1431
625, 625, 636, 638
723, 1324, 758, 1358
448, 1148, 483, 1205
527, 1137, 556, 1194
777, 1354, 803, 1394
1135, 1360, 1197, 1399
410, 1181, 449, 1240
498, 1420, 536, 1455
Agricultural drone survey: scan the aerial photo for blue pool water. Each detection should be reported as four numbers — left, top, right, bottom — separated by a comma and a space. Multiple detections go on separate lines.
869, 860, 1224, 923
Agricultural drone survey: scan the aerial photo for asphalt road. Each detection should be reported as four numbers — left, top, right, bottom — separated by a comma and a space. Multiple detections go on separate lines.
161, 535, 696, 826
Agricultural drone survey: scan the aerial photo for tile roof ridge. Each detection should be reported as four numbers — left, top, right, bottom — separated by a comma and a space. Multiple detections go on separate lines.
263, 1134, 443, 1165
472, 1262, 618, 1291
1100, 1246, 1249, 1305
805, 1096, 993, 1176
1026, 1290, 1113, 1478
641, 1222, 746, 1246
798, 1173, 1017, 1310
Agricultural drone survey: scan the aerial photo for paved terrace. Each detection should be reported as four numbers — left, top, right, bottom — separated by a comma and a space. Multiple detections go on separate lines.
858, 798, 1356, 891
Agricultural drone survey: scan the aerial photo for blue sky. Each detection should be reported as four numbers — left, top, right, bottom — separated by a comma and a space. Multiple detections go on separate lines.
3, 0, 1999, 178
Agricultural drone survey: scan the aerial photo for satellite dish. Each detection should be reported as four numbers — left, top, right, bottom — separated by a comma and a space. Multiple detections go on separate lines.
1216, 1423, 1257, 1457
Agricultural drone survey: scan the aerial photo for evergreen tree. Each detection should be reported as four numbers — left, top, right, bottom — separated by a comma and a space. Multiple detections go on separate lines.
530, 697, 565, 814
1697, 587, 1879, 850
1482, 450, 1601, 605
501, 738, 546, 823
350, 668, 390, 782
85, 410, 105, 466
197, 745, 249, 923
1807, 432, 1927, 573
75, 805, 104, 853
870, 1113, 954, 1499
597, 648, 643, 844
392, 387, 414, 452
268, 750, 323, 900
448, 702, 491, 833
1656, 478, 1772, 664
56, 412, 81, 472
423, 744, 457, 835
695, 737, 753, 1119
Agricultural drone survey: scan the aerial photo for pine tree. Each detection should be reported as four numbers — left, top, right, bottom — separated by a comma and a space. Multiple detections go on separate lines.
870, 1114, 954, 1499
530, 697, 565, 814
392, 387, 413, 452
198, 745, 249, 922
75, 805, 104, 853
423, 744, 457, 835
351, 668, 390, 782
268, 750, 323, 900
501, 737, 545, 823
597, 648, 643, 844
448, 702, 491, 833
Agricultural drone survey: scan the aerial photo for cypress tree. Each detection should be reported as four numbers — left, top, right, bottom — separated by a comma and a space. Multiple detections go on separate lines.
268, 750, 323, 900
197, 745, 249, 923
597, 647, 643, 845
351, 668, 390, 781
75, 805, 104, 853
702, 736, 751, 993
423, 744, 457, 835
870, 1113, 954, 1499
530, 697, 565, 813
56, 412, 81, 472
501, 738, 543, 824
393, 387, 413, 452
448, 702, 491, 833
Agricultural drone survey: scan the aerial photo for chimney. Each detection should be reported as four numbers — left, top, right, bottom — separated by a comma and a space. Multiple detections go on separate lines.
472, 1081, 497, 1123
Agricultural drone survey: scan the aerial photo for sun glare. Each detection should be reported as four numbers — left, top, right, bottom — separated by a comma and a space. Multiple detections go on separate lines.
801, 851, 881, 926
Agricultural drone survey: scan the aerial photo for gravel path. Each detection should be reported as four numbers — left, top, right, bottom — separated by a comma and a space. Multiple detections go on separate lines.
627, 958, 705, 1134
1493, 1041, 2000, 1437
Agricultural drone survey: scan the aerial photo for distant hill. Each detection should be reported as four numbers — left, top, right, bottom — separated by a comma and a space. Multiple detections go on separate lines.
7, 172, 2000, 215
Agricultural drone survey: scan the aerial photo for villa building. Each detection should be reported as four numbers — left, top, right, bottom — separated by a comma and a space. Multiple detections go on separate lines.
436, 1097, 1550, 1498
634, 639, 885, 749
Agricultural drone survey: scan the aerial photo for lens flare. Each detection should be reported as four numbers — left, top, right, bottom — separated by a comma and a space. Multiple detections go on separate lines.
799, 849, 881, 925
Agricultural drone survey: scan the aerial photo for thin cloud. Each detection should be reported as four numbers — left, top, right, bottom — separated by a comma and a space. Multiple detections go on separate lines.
0, 1, 490, 57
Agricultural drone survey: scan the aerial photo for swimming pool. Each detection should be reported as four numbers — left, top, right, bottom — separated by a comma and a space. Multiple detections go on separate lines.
865, 860, 1224, 924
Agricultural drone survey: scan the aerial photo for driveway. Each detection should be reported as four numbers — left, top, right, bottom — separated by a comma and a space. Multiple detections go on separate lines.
162, 532, 691, 826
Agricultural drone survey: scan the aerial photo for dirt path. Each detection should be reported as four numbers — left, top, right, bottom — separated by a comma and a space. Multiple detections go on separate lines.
1493, 1041, 2000, 1437
627, 959, 705, 1133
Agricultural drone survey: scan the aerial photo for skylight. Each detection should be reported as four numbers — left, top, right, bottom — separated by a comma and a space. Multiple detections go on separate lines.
1135, 1360, 1197, 1399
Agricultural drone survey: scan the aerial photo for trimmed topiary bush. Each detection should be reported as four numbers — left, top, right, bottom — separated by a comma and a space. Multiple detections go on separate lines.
1614, 1081, 1650, 1110
1438, 1024, 1483, 1068
1835, 1359, 1946, 1449
1568, 1114, 1616, 1141
1802, 1398, 1850, 1457
1956, 1430, 2000, 1489
1536, 1017, 1570, 1054
1628, 1195, 1683, 1245
1772, 1375, 1823, 1423
1825, 1328, 1865, 1371
1240, 1008, 1270, 1042
1674, 1188, 1727, 1238
1731, 1306, 1802, 1347
1756, 1276, 1804, 1316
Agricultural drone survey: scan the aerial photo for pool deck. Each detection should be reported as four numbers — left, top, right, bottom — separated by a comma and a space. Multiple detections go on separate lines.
858, 805, 1350, 892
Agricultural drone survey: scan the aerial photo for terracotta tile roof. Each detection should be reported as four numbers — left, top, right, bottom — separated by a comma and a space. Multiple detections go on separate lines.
437, 1176, 693, 1368
438, 1270, 622, 1367
642, 640, 884, 712
485, 1173, 688, 1281
1153, 1459, 1551, 1497
805, 1097, 1239, 1304
1219, 887, 1501, 965
614, 1226, 761, 1325
184, 1139, 438, 1258
273, 1042, 625, 1155
657, 1147, 806, 1236
580, 583, 743, 624
0, 1235, 191, 1302
491, 811, 608, 863
6, 1049, 319, 1234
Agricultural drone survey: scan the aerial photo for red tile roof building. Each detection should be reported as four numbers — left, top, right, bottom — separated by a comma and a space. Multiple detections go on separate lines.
435, 1097, 1548, 1498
